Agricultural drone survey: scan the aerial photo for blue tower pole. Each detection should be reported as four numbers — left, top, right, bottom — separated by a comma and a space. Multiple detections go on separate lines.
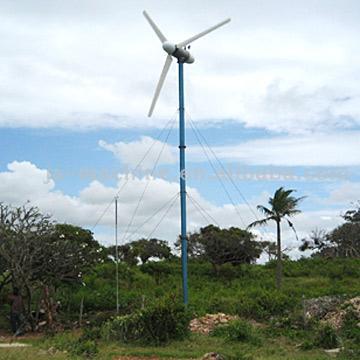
178, 61, 188, 305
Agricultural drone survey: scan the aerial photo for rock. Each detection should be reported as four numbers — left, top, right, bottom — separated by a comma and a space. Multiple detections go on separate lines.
321, 296, 360, 329
47, 346, 58, 355
322, 309, 347, 330
0, 343, 30, 348
303, 296, 343, 320
190, 313, 238, 335
324, 348, 341, 357
347, 296, 360, 315
202, 352, 225, 360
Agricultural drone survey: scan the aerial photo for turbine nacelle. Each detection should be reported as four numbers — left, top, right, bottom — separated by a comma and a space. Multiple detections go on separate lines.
162, 41, 195, 64
143, 10, 230, 116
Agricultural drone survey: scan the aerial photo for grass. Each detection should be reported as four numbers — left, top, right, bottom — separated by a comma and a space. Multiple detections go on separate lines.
1, 258, 359, 359
0, 348, 68, 360
1, 332, 332, 359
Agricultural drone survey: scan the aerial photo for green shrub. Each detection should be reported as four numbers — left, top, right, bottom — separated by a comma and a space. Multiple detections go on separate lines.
270, 314, 298, 330
140, 261, 173, 284
46, 331, 98, 358
211, 324, 230, 338
338, 342, 360, 360
80, 326, 102, 341
314, 324, 339, 349
102, 313, 142, 343
86, 311, 114, 327
340, 309, 360, 342
102, 298, 191, 345
235, 289, 295, 320
71, 339, 98, 358
212, 319, 260, 345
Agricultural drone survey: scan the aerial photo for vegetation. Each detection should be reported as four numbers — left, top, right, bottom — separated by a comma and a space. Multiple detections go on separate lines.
0, 195, 359, 359
102, 298, 191, 345
249, 187, 305, 289
0, 203, 105, 329
300, 202, 360, 258
108, 238, 172, 265
176, 225, 263, 273
212, 319, 261, 345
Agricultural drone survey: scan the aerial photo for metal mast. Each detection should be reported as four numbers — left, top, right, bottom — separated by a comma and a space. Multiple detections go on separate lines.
142, 10, 230, 305
115, 196, 119, 313
178, 62, 188, 305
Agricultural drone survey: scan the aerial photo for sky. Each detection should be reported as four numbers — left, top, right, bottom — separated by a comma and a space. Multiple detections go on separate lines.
0, 0, 359, 260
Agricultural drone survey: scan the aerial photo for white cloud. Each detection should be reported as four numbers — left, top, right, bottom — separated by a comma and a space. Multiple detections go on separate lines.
99, 136, 176, 170
327, 181, 360, 205
0, 161, 54, 202
99, 130, 360, 168
188, 131, 360, 167
0, 160, 346, 258
0, 1, 359, 133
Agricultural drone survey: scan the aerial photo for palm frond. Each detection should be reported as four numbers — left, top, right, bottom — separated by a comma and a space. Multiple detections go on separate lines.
256, 205, 274, 217
286, 218, 299, 241
247, 217, 274, 229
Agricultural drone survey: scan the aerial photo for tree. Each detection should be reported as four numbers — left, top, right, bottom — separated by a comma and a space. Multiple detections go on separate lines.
0, 253, 11, 294
0, 202, 54, 325
36, 223, 106, 285
262, 241, 278, 262
328, 223, 360, 257
342, 201, 360, 223
184, 225, 263, 273
108, 238, 172, 265
300, 224, 360, 258
131, 238, 172, 264
300, 203, 360, 258
299, 228, 330, 255
248, 187, 304, 289
140, 261, 173, 285
174, 234, 206, 259
107, 244, 139, 266
0, 203, 105, 328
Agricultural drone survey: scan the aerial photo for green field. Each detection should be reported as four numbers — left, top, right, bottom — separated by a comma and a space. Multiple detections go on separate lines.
1, 258, 359, 359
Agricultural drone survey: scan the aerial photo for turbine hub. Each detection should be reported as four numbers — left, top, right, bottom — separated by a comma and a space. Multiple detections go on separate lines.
162, 41, 176, 55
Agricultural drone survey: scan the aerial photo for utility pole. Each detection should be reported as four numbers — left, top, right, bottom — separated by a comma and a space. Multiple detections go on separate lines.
115, 196, 119, 314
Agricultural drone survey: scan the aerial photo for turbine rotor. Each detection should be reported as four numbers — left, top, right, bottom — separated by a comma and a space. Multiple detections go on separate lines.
143, 10, 231, 116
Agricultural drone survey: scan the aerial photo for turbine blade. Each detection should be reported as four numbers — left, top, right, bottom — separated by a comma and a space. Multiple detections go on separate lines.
143, 10, 167, 43
177, 18, 231, 47
148, 55, 173, 117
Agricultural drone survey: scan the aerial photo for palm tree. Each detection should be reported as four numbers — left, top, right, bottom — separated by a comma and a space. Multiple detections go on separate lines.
249, 187, 305, 289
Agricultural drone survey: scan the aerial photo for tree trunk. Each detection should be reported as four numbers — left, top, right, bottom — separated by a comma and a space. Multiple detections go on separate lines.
79, 296, 84, 327
276, 220, 282, 289
24, 283, 35, 331
43, 285, 54, 327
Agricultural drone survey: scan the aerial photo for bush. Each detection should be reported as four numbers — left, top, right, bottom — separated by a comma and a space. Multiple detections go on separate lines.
102, 298, 191, 345
212, 319, 260, 345
140, 261, 173, 285
46, 331, 98, 358
235, 289, 295, 320
338, 342, 360, 360
340, 309, 360, 342
71, 339, 98, 358
314, 324, 339, 349
102, 313, 142, 343
80, 326, 102, 341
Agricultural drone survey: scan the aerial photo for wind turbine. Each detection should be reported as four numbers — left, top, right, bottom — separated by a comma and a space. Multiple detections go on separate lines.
143, 10, 230, 304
